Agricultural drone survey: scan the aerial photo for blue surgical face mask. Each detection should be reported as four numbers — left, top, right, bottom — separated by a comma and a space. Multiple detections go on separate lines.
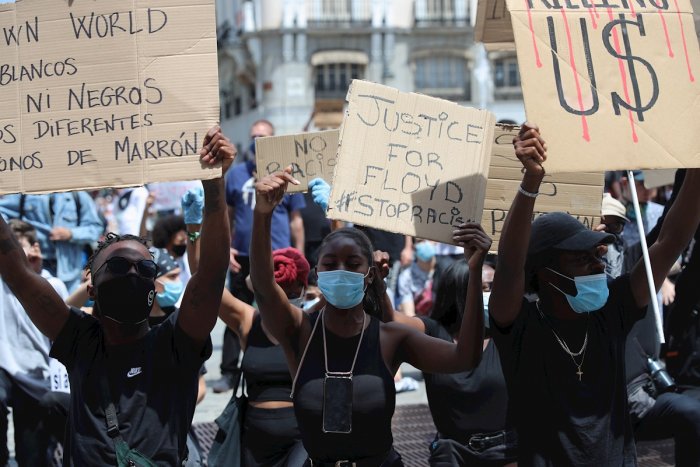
483, 291, 491, 328
415, 242, 436, 262
546, 268, 609, 313
156, 280, 184, 308
288, 289, 305, 308
317, 270, 369, 310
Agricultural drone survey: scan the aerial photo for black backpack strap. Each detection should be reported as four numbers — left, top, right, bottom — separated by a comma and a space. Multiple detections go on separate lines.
72, 192, 82, 226
18, 194, 25, 221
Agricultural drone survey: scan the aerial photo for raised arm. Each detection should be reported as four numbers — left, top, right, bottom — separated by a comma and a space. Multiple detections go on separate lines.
0, 215, 69, 340
391, 223, 489, 373
250, 167, 303, 343
489, 123, 547, 327
373, 249, 426, 332
181, 186, 255, 343
630, 169, 700, 308
178, 126, 235, 344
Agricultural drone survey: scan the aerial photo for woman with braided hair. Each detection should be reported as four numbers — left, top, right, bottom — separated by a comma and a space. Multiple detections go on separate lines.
182, 187, 314, 467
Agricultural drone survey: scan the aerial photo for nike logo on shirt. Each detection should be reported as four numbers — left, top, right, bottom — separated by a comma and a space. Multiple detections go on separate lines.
127, 367, 142, 378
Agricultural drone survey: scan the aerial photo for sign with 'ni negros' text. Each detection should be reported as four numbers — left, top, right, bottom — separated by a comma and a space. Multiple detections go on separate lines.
328, 80, 496, 244
483, 125, 604, 252
255, 129, 339, 193
0, 0, 220, 194
508, 0, 700, 173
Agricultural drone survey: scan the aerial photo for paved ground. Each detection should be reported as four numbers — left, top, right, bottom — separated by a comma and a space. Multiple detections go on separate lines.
7, 319, 676, 465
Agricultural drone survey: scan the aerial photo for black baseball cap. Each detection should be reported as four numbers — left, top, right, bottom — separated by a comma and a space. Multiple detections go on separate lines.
528, 212, 615, 257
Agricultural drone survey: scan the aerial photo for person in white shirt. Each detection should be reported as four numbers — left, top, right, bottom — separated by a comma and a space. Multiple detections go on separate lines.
0, 219, 69, 466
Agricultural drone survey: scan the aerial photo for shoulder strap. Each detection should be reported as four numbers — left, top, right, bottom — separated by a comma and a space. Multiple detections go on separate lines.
290, 309, 324, 398
98, 371, 124, 442
18, 194, 25, 221
72, 192, 82, 226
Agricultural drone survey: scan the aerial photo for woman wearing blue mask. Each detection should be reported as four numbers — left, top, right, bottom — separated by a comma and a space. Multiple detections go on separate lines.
250, 167, 488, 467
148, 248, 184, 325
489, 122, 700, 466
181, 187, 316, 467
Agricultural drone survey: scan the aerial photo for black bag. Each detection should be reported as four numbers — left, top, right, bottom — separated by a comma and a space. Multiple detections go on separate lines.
666, 305, 700, 386
208, 374, 247, 467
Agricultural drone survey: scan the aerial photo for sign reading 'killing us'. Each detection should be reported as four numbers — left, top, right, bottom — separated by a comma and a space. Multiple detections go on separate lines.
0, 0, 220, 194
508, 0, 700, 173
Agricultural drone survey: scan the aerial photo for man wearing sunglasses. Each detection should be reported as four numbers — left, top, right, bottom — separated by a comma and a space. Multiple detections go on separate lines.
0, 125, 235, 466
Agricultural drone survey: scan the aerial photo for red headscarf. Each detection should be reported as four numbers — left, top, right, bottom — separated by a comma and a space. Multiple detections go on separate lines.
272, 247, 310, 289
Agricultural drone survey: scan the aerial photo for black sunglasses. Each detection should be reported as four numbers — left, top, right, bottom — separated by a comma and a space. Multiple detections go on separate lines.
93, 257, 159, 279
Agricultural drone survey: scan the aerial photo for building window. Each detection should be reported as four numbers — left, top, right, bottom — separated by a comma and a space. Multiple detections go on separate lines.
415, 0, 469, 26
308, 0, 372, 27
493, 57, 521, 100
314, 63, 364, 99
414, 56, 471, 101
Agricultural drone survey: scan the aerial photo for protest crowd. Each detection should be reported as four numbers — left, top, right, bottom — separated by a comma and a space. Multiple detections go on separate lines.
1, 1, 700, 466
0, 118, 699, 466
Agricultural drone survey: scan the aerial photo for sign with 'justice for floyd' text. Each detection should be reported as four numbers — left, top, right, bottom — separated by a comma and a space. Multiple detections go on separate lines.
0, 0, 220, 194
508, 0, 700, 173
328, 80, 496, 245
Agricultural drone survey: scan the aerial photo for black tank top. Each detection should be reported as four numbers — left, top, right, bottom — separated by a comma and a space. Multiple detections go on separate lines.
293, 312, 395, 461
241, 314, 293, 402
420, 317, 510, 439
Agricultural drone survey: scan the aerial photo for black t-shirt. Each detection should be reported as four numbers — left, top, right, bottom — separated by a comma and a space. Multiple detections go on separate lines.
491, 275, 645, 466
50, 307, 212, 466
420, 317, 510, 440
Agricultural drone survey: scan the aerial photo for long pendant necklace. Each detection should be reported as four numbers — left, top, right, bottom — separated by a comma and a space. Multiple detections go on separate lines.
537, 301, 589, 381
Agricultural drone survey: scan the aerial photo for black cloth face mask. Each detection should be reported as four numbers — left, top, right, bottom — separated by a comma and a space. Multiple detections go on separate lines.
96, 275, 156, 325
172, 244, 187, 258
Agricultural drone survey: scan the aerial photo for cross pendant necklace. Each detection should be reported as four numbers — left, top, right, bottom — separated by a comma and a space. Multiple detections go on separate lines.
537, 300, 588, 382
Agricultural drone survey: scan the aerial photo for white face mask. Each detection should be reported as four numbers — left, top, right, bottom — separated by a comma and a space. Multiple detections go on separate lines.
303, 296, 321, 310
483, 292, 491, 328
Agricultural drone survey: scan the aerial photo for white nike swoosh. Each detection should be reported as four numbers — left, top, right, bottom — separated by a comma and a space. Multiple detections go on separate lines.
127, 368, 142, 378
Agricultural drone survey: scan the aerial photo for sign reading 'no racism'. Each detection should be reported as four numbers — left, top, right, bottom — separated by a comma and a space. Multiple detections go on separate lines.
508, 0, 700, 173
0, 0, 220, 194
328, 80, 496, 245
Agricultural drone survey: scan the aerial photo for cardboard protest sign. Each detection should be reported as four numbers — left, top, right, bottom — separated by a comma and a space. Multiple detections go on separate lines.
0, 0, 219, 195
642, 168, 676, 188
327, 80, 496, 244
484, 125, 604, 252
508, 0, 700, 173
255, 129, 339, 193
475, 0, 516, 50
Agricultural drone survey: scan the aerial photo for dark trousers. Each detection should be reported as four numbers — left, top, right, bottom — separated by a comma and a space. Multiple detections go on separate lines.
221, 256, 253, 376
635, 391, 700, 467
39, 390, 70, 453
0, 370, 49, 466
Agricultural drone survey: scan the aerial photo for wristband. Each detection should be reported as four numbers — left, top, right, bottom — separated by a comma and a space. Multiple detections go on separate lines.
518, 185, 539, 198
187, 231, 201, 243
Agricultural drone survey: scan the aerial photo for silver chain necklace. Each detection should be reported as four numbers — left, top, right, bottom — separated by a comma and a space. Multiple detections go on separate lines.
537, 300, 588, 381
322, 309, 367, 377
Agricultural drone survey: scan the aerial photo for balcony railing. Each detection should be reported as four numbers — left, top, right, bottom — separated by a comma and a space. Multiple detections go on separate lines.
307, 0, 372, 28
415, 0, 470, 26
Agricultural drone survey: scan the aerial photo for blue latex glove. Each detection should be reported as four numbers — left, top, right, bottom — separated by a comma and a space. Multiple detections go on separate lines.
181, 185, 205, 225
309, 178, 330, 211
